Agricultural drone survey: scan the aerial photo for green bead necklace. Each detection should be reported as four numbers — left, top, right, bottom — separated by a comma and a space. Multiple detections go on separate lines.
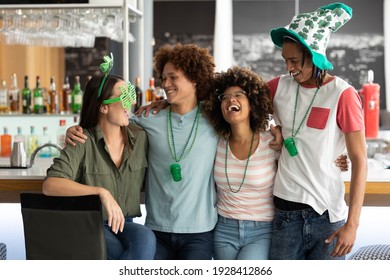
225, 131, 255, 193
284, 84, 320, 156
292, 84, 320, 137
167, 103, 201, 182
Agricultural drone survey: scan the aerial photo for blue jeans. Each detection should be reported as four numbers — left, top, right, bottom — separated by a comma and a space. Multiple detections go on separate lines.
269, 208, 345, 260
104, 217, 156, 260
213, 215, 273, 260
153, 230, 214, 260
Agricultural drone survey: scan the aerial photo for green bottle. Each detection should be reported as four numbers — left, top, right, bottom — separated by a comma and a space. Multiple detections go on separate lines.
33, 75, 43, 114
22, 75, 31, 114
72, 76, 83, 114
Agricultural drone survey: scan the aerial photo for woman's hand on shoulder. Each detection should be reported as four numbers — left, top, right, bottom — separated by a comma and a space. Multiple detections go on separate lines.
66, 125, 87, 147
134, 99, 169, 117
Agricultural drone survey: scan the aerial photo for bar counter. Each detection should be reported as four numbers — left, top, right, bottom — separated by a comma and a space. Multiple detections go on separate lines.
0, 158, 52, 203
1, 157, 390, 205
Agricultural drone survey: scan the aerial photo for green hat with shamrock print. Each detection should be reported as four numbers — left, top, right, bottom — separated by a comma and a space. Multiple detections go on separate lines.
270, 2, 352, 70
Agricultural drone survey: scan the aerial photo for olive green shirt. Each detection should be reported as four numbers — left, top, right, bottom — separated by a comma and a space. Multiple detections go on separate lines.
46, 124, 148, 221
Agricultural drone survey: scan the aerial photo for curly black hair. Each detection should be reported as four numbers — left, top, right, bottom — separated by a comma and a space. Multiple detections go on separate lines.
204, 66, 273, 139
154, 43, 215, 101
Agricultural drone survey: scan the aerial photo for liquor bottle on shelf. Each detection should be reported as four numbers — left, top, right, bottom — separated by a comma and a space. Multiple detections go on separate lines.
0, 80, 8, 113
0, 127, 12, 157
14, 126, 27, 152
33, 76, 44, 114
26, 126, 38, 157
43, 87, 49, 114
155, 86, 167, 101
61, 76, 71, 114
9, 73, 20, 113
38, 126, 52, 158
133, 76, 143, 112
22, 75, 32, 114
48, 76, 58, 114
57, 119, 67, 148
72, 75, 83, 114
145, 77, 156, 105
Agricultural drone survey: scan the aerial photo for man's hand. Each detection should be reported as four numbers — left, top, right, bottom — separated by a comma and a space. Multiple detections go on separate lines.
325, 223, 357, 257
135, 99, 169, 117
269, 124, 283, 151
66, 125, 87, 147
335, 154, 349, 172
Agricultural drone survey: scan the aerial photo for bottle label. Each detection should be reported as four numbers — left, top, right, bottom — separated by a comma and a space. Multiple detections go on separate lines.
74, 95, 82, 105
0, 92, 7, 106
34, 96, 43, 106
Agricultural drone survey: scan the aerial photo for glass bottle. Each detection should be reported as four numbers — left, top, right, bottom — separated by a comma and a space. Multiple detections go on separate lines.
57, 119, 67, 148
9, 73, 20, 113
0, 127, 12, 157
155, 86, 167, 101
22, 75, 32, 114
26, 126, 38, 157
14, 126, 27, 152
145, 77, 156, 105
0, 80, 8, 113
48, 76, 58, 114
38, 126, 52, 158
72, 76, 83, 114
33, 76, 44, 114
61, 76, 71, 114
134, 76, 143, 112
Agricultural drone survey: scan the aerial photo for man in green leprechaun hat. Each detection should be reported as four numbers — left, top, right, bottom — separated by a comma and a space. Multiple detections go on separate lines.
267, 2, 367, 260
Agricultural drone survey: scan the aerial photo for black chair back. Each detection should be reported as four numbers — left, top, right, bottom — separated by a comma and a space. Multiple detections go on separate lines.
20, 193, 106, 260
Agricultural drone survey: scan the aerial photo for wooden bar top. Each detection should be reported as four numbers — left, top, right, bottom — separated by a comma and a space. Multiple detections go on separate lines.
1, 158, 390, 205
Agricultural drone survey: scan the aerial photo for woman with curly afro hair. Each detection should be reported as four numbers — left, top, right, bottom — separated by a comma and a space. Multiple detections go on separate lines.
204, 66, 278, 260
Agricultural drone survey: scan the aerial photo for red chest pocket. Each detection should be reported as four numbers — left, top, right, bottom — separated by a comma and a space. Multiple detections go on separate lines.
307, 107, 330, 129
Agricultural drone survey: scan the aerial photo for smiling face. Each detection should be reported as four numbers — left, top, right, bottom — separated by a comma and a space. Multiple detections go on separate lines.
282, 40, 317, 86
220, 86, 251, 126
161, 62, 197, 106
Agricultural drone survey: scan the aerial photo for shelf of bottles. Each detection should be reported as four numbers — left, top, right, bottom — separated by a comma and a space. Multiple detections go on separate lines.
0, 71, 82, 157
0, 113, 78, 159
0, 73, 83, 116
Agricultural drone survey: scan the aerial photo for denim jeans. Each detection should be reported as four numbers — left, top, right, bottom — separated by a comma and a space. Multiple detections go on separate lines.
269, 208, 345, 260
104, 217, 156, 260
153, 230, 214, 260
213, 215, 273, 260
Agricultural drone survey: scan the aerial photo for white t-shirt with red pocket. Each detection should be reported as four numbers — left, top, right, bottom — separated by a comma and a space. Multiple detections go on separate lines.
268, 75, 364, 223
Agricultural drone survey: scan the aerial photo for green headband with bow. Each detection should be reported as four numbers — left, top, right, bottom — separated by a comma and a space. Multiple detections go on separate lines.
97, 52, 114, 98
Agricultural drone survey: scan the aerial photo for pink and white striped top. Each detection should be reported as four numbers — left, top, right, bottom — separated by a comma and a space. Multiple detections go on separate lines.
214, 131, 278, 221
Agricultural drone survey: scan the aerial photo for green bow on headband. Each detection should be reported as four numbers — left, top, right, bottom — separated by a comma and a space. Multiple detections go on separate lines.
97, 52, 114, 98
